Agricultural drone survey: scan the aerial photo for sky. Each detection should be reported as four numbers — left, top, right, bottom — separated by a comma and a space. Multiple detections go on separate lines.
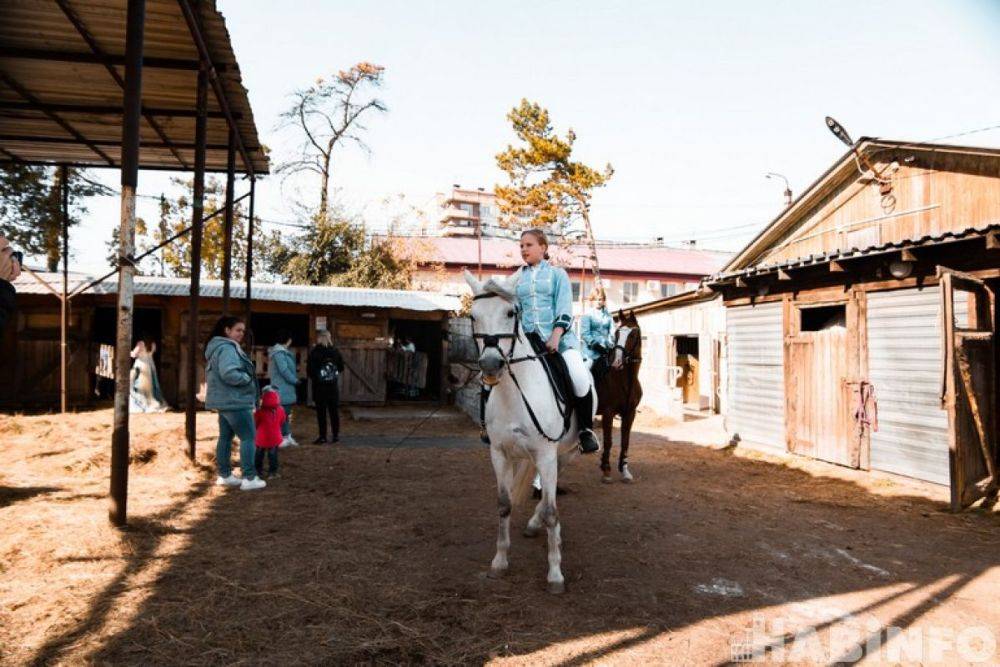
59, 0, 1000, 274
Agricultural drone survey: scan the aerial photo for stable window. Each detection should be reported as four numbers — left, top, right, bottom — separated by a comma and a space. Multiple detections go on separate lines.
800, 304, 846, 331
571, 280, 581, 302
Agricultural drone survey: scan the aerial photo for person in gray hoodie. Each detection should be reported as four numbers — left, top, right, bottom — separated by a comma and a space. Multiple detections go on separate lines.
204, 316, 265, 491
268, 329, 299, 447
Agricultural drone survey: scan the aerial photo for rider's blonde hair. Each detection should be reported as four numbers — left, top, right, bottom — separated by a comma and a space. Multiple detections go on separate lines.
588, 287, 606, 303
520, 228, 550, 261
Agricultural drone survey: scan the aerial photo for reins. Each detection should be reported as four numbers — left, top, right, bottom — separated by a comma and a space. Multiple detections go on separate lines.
472, 292, 572, 443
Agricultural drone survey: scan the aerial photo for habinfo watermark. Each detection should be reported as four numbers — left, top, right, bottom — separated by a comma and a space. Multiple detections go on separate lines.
730, 613, 996, 663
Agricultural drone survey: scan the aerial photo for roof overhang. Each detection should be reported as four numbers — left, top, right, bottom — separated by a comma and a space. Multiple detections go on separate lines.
0, 0, 269, 174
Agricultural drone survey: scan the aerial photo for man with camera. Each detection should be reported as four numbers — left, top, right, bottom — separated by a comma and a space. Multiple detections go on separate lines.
0, 235, 22, 333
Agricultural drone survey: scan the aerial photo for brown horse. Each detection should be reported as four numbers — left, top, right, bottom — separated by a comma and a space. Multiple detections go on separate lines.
595, 310, 643, 483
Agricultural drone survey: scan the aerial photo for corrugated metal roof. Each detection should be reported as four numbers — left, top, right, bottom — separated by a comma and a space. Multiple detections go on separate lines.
14, 271, 460, 311
0, 0, 268, 173
415, 236, 732, 276
709, 223, 1000, 285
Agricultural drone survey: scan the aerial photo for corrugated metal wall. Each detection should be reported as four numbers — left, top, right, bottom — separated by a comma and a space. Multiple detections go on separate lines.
725, 302, 786, 452
867, 286, 966, 485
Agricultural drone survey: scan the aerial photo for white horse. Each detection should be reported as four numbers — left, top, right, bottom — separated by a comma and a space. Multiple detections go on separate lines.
466, 270, 594, 594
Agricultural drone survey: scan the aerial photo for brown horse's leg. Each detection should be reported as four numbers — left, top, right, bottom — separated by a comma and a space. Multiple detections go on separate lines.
600, 408, 614, 482
619, 408, 636, 482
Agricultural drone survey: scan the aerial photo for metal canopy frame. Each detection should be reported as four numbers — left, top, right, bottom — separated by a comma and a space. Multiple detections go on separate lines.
0, 0, 269, 527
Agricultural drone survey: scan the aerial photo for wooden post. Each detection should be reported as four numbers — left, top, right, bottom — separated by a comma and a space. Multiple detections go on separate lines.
110, 0, 145, 527
221, 126, 235, 314
244, 176, 255, 338
60, 164, 69, 413
185, 51, 208, 461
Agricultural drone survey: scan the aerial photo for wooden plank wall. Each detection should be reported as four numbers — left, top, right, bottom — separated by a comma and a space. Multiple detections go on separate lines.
760, 153, 1000, 265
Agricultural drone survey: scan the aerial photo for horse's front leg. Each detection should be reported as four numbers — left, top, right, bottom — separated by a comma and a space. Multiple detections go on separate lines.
619, 408, 636, 483
600, 408, 614, 483
536, 451, 565, 594
488, 446, 514, 578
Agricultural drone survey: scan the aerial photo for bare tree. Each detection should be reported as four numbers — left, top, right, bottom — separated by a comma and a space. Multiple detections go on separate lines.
276, 62, 387, 222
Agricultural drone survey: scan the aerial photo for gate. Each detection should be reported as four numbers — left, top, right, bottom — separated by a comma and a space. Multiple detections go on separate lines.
338, 341, 387, 404
939, 267, 998, 509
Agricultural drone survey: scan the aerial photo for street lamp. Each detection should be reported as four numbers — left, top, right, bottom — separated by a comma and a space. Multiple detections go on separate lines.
766, 172, 793, 207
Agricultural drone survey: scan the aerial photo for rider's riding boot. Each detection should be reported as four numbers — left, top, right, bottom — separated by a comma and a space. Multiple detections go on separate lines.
480, 386, 491, 445
575, 391, 600, 454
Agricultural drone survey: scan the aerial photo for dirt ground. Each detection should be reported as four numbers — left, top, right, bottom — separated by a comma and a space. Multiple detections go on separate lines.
1, 404, 999, 665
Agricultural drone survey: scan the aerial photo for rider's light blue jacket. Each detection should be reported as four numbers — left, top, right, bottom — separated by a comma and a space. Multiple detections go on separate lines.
580, 307, 614, 360
515, 260, 579, 353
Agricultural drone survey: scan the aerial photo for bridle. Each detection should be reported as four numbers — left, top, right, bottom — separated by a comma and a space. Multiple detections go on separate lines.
470, 292, 539, 366
471, 291, 570, 443
612, 325, 643, 366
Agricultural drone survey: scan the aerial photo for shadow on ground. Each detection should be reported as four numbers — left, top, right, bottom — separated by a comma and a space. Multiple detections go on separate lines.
20, 416, 1000, 664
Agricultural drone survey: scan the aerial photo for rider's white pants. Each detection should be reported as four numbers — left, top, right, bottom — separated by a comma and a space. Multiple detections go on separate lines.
561, 348, 592, 398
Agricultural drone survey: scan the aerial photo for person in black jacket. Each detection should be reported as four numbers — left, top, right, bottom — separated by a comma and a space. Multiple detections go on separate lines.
0, 236, 21, 333
307, 329, 345, 444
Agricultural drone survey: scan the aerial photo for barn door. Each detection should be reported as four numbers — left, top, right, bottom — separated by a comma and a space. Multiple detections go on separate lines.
939, 267, 998, 510
338, 342, 387, 405
786, 303, 855, 467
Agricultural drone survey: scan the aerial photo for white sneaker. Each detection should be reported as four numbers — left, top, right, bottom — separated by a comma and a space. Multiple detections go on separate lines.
240, 477, 267, 491
216, 474, 241, 488
279, 436, 299, 448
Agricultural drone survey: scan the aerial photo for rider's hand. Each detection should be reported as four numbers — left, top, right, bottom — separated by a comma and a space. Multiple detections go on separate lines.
546, 329, 562, 353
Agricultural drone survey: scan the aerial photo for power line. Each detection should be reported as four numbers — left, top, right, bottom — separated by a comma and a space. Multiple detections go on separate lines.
926, 122, 1000, 143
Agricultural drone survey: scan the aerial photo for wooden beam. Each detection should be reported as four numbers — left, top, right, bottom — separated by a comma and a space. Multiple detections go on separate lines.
0, 45, 224, 71
109, 0, 146, 528
735, 277, 747, 288
185, 62, 208, 461
900, 248, 917, 262
0, 100, 240, 119
829, 260, 845, 272
0, 134, 258, 151
986, 231, 1000, 250
777, 269, 792, 281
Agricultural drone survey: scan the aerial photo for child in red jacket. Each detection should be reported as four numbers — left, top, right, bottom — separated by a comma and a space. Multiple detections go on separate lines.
254, 387, 286, 479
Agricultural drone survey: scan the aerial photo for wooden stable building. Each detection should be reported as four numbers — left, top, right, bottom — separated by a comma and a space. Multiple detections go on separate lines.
3, 272, 460, 409
709, 139, 1000, 509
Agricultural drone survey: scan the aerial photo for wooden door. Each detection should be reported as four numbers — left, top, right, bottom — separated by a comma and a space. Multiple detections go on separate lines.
338, 341, 387, 405
786, 300, 856, 467
940, 267, 998, 510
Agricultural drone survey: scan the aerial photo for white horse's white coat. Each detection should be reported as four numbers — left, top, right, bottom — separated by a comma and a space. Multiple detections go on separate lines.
465, 270, 594, 594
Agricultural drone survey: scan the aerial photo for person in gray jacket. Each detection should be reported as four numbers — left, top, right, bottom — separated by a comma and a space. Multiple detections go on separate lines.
268, 329, 299, 448
205, 316, 264, 491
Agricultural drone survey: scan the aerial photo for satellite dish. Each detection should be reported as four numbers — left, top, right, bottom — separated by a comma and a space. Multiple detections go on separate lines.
825, 116, 854, 147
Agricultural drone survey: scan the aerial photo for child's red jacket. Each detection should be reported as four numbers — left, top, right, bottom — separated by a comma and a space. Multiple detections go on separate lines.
254, 390, 286, 449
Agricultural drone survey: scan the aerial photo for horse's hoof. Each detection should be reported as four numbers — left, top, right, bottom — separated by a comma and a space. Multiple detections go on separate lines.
487, 567, 507, 579
602, 475, 614, 484
547, 580, 566, 595
621, 466, 634, 483
523, 525, 541, 538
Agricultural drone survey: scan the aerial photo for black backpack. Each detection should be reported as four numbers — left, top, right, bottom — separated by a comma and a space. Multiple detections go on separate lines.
317, 358, 339, 384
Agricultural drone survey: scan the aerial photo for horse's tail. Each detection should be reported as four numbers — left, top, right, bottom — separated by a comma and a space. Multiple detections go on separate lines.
509, 458, 537, 508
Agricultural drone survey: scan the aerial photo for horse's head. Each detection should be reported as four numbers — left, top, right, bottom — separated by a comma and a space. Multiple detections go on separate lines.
464, 270, 521, 386
612, 310, 641, 369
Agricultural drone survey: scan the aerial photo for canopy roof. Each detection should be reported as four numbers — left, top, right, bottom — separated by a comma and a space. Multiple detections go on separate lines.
0, 0, 269, 174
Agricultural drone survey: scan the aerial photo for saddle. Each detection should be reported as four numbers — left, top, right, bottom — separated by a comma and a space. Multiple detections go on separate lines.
525, 332, 575, 431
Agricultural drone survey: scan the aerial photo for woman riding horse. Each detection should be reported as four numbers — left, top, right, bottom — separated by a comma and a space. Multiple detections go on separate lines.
479, 229, 600, 454
580, 288, 614, 366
